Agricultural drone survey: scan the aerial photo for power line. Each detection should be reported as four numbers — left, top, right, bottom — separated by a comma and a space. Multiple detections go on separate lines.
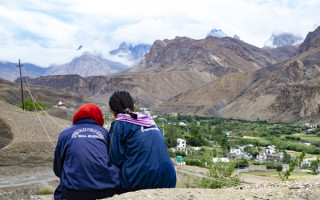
22, 80, 56, 148
21, 67, 68, 129
19, 64, 69, 148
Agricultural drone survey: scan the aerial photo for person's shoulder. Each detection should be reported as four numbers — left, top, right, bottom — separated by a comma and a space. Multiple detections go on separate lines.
111, 120, 140, 132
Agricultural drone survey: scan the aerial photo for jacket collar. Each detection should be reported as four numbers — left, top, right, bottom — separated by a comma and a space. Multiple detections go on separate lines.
73, 118, 100, 125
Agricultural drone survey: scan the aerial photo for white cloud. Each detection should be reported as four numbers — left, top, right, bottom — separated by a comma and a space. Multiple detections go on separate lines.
0, 0, 319, 67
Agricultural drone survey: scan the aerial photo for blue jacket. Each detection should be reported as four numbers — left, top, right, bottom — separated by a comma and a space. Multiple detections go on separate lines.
53, 119, 120, 191
108, 121, 176, 189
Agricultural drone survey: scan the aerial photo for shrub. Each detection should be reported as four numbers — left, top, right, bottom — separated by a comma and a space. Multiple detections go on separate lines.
38, 187, 55, 195
265, 162, 283, 171
252, 161, 262, 165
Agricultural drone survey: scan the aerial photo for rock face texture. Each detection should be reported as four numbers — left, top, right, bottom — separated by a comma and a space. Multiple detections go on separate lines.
299, 26, 320, 53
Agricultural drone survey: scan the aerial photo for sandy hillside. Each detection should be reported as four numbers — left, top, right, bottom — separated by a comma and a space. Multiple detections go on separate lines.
0, 100, 71, 176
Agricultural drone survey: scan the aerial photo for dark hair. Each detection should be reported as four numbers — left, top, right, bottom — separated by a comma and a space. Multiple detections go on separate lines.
109, 90, 137, 119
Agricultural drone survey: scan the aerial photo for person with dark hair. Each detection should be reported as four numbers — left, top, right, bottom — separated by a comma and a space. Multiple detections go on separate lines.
53, 104, 120, 200
108, 90, 176, 192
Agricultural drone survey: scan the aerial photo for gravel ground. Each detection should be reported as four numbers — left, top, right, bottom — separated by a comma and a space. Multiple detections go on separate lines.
106, 176, 320, 200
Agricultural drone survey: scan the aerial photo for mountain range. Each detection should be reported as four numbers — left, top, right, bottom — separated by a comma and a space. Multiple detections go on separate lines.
160, 26, 320, 123
24, 33, 297, 108
0, 52, 128, 81
8, 26, 320, 123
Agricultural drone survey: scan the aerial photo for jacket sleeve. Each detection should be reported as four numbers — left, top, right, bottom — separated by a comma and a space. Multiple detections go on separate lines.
109, 121, 125, 168
53, 134, 66, 178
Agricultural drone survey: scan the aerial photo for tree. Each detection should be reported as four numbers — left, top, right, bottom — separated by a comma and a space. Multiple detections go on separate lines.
278, 152, 305, 181
195, 153, 241, 189
166, 126, 177, 148
282, 151, 292, 164
310, 158, 320, 174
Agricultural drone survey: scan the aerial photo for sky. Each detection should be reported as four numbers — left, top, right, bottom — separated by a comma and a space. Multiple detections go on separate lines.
0, 0, 319, 67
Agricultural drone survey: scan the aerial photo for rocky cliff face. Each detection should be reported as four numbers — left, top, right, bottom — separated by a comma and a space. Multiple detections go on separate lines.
298, 26, 320, 53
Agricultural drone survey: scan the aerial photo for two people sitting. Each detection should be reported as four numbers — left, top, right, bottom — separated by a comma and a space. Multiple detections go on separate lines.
53, 90, 176, 200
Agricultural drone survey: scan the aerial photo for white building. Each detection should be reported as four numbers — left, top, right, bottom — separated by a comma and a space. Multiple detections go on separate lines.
225, 131, 232, 136
177, 138, 186, 150
213, 157, 230, 163
179, 121, 186, 126
305, 123, 317, 128
301, 159, 311, 167
229, 147, 252, 159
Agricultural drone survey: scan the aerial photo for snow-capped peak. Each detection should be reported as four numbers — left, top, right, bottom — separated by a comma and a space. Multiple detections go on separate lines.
207, 29, 227, 38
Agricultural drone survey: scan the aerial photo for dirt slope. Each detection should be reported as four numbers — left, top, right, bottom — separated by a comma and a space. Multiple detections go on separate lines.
0, 101, 70, 176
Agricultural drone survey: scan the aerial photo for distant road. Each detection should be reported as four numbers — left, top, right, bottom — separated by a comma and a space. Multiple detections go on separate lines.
0, 173, 58, 188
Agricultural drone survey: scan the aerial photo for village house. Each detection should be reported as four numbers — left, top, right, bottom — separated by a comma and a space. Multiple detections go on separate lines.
299, 142, 312, 146
257, 145, 283, 162
301, 159, 311, 167
179, 121, 186, 126
212, 157, 230, 163
176, 138, 186, 151
225, 131, 232, 136
229, 147, 252, 159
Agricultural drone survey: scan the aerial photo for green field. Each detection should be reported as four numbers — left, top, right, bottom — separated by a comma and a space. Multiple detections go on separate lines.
241, 171, 316, 180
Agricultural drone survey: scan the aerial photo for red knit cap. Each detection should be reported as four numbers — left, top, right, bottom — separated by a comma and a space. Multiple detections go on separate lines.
73, 104, 104, 126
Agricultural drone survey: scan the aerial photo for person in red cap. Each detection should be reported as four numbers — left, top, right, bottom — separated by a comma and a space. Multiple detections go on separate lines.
53, 104, 120, 200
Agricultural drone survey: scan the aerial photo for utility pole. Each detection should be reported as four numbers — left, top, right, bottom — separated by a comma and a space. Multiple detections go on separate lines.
17, 59, 24, 110
159, 118, 167, 137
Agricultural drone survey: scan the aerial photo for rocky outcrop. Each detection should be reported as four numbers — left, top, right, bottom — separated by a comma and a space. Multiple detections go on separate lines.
299, 26, 320, 53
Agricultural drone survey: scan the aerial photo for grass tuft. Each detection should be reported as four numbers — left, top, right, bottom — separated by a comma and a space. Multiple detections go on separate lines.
38, 187, 55, 195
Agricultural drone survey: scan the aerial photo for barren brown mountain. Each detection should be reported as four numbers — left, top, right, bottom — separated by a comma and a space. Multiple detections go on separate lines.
156, 71, 257, 116
125, 36, 296, 77
222, 26, 320, 123
25, 36, 295, 108
157, 26, 320, 123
